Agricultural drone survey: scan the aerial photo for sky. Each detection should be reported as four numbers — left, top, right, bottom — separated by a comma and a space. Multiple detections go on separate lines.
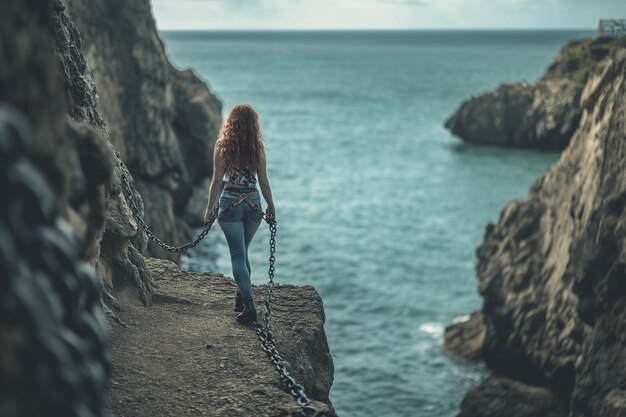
151, 0, 625, 30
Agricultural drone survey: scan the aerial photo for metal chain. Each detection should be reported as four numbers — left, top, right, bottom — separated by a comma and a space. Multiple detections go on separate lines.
121, 172, 216, 252
254, 219, 324, 417
118, 163, 324, 416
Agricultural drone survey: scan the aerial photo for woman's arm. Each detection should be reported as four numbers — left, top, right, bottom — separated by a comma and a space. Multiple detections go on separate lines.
257, 152, 276, 220
204, 146, 225, 223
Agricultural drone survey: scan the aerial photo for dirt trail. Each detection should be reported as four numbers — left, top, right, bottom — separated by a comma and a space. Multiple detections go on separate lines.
107, 258, 335, 417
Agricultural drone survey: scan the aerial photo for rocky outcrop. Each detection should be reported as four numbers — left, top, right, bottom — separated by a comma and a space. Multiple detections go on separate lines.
458, 377, 567, 417
2, 0, 152, 303
445, 36, 626, 149
444, 311, 486, 361
51, 0, 154, 304
0, 102, 111, 417
0, 0, 120, 414
109, 258, 336, 417
446, 49, 626, 417
65, 0, 222, 261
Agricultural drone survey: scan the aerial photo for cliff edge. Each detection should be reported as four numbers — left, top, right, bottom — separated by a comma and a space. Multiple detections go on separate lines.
445, 36, 626, 149
445, 48, 626, 417
110, 258, 336, 417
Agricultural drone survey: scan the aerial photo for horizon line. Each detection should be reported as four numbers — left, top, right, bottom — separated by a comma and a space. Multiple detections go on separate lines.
159, 27, 595, 32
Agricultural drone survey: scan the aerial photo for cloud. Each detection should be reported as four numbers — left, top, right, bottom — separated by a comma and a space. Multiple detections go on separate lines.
377, 0, 564, 6
152, 0, 286, 18
152, 0, 615, 29
378, 0, 429, 5
214, 0, 265, 9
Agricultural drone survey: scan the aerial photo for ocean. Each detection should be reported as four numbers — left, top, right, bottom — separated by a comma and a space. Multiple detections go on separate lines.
162, 29, 593, 417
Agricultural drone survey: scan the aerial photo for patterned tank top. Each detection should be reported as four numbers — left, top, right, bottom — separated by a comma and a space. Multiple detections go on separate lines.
223, 168, 257, 188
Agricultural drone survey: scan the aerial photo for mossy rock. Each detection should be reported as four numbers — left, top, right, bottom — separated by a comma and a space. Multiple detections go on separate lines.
543, 36, 626, 87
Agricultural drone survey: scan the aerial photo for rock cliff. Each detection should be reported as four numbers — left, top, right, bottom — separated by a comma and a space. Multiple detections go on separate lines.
445, 49, 626, 417
2, 1, 335, 416
2, 0, 153, 305
445, 36, 626, 149
65, 0, 222, 262
0, 0, 132, 414
52, 0, 154, 304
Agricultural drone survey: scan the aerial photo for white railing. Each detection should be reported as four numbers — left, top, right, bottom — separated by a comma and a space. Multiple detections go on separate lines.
597, 19, 626, 37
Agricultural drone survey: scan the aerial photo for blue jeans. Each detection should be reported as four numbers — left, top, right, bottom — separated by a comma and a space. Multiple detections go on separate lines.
218, 187, 263, 298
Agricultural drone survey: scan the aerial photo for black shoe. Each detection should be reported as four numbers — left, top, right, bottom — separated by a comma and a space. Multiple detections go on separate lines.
234, 290, 244, 312
236, 295, 257, 325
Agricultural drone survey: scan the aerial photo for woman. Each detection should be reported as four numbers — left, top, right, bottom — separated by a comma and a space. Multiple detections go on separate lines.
204, 104, 276, 325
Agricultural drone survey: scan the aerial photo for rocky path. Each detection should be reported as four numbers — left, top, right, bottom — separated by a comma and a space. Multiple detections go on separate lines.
107, 258, 335, 417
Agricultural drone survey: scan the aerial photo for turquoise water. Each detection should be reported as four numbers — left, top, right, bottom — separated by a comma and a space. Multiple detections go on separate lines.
164, 30, 592, 417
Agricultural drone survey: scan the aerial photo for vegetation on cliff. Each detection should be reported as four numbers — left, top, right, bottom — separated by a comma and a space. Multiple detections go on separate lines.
542, 36, 626, 87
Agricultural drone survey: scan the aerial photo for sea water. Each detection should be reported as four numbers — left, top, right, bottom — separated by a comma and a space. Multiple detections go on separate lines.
162, 30, 593, 417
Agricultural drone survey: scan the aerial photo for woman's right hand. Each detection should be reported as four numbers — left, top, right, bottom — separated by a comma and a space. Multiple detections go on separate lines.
203, 206, 214, 224
266, 205, 276, 221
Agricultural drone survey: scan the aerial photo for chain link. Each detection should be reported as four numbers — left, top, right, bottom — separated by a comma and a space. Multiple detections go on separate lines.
121, 172, 217, 252
119, 163, 324, 416
254, 220, 326, 417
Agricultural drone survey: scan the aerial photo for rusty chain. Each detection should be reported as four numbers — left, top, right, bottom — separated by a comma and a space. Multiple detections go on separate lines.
118, 159, 326, 417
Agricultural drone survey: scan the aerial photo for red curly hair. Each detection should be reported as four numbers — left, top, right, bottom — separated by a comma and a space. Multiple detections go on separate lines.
216, 104, 265, 175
